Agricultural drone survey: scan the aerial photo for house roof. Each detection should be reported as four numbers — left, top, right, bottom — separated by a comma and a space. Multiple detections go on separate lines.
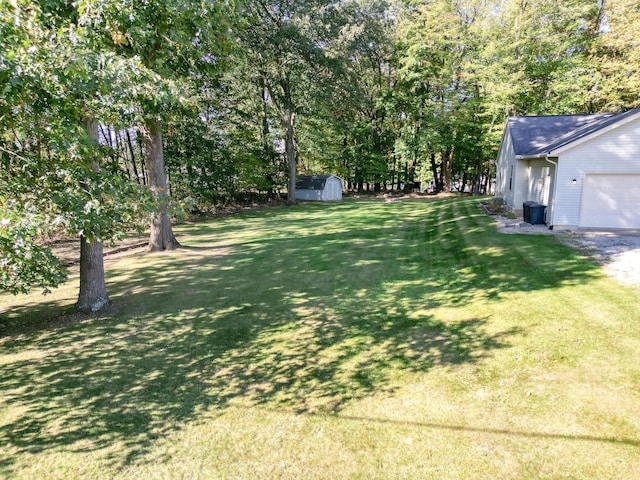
507, 108, 640, 158
295, 174, 340, 190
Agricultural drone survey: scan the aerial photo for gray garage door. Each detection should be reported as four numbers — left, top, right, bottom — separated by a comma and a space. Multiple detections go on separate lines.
579, 174, 640, 229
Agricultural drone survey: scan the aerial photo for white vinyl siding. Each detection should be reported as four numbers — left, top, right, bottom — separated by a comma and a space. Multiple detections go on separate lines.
295, 189, 323, 201
495, 130, 517, 208
527, 159, 553, 206
513, 159, 530, 211
551, 117, 640, 228
496, 131, 530, 211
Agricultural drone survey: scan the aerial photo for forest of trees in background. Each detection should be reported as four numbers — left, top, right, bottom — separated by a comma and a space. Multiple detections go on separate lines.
2, 0, 640, 307
212, 0, 633, 201
25, 0, 636, 207
165, 0, 639, 203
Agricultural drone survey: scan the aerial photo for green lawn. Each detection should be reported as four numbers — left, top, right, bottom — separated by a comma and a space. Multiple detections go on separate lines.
1, 197, 639, 479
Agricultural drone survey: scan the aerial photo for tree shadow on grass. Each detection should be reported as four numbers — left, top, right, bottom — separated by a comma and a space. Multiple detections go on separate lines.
0, 198, 602, 474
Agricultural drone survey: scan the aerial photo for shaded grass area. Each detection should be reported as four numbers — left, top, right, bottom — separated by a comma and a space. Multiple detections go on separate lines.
1, 197, 640, 479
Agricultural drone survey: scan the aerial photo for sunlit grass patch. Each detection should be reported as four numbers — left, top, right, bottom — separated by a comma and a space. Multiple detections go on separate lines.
1, 197, 640, 479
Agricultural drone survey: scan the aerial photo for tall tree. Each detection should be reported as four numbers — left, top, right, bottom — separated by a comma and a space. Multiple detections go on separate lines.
396, 0, 482, 192
0, 1, 151, 307
476, 0, 607, 115
296, 0, 399, 191
241, 0, 336, 203
76, 117, 110, 312
593, 0, 640, 110
78, 0, 234, 249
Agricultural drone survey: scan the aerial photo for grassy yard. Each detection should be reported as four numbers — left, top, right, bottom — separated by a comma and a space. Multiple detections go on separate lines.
1, 196, 639, 479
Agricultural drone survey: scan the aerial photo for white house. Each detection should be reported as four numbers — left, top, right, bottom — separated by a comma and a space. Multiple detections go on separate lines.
495, 108, 640, 230
295, 175, 343, 202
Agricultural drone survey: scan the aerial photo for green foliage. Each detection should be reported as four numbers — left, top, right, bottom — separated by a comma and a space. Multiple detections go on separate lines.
0, 138, 153, 294
164, 118, 242, 206
0, 0, 159, 294
75, 0, 236, 121
0, 202, 67, 295
49, 166, 155, 243
592, 0, 640, 110
295, 0, 400, 190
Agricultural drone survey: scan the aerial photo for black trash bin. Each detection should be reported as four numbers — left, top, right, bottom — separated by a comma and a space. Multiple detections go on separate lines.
523, 201, 536, 223
529, 204, 546, 225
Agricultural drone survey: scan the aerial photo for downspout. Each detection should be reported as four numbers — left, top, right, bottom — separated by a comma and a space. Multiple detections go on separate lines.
544, 155, 557, 229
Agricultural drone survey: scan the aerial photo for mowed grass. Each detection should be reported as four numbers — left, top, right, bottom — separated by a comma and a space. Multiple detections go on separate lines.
1, 196, 640, 479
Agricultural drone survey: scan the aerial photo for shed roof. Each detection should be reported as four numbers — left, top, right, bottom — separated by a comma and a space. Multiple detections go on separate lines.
296, 175, 340, 190
507, 108, 640, 157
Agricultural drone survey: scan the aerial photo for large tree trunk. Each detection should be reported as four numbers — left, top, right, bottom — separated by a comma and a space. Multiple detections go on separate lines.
284, 108, 297, 205
443, 146, 454, 193
77, 235, 110, 312
77, 117, 110, 313
142, 120, 180, 252
429, 152, 440, 193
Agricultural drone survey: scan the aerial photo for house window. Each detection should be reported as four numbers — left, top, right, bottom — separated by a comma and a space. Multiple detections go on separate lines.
509, 165, 514, 191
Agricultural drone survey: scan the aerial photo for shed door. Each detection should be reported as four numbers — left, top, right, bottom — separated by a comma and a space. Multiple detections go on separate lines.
325, 178, 341, 200
579, 174, 640, 229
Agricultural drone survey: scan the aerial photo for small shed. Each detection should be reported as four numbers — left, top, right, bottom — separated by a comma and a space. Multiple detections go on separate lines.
295, 175, 343, 202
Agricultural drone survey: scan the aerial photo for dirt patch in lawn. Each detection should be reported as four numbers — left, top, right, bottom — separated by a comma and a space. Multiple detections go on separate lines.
48, 235, 149, 266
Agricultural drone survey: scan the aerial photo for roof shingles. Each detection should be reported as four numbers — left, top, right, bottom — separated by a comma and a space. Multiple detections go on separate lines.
508, 113, 613, 157
507, 108, 640, 157
296, 174, 336, 190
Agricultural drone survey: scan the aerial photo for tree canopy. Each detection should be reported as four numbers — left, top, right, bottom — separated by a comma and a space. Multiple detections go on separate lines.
2, 0, 639, 301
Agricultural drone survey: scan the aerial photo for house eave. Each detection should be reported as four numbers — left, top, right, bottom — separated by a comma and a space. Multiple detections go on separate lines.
515, 153, 553, 160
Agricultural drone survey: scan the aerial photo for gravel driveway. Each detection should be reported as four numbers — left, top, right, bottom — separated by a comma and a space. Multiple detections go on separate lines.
560, 232, 640, 286
495, 215, 640, 286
